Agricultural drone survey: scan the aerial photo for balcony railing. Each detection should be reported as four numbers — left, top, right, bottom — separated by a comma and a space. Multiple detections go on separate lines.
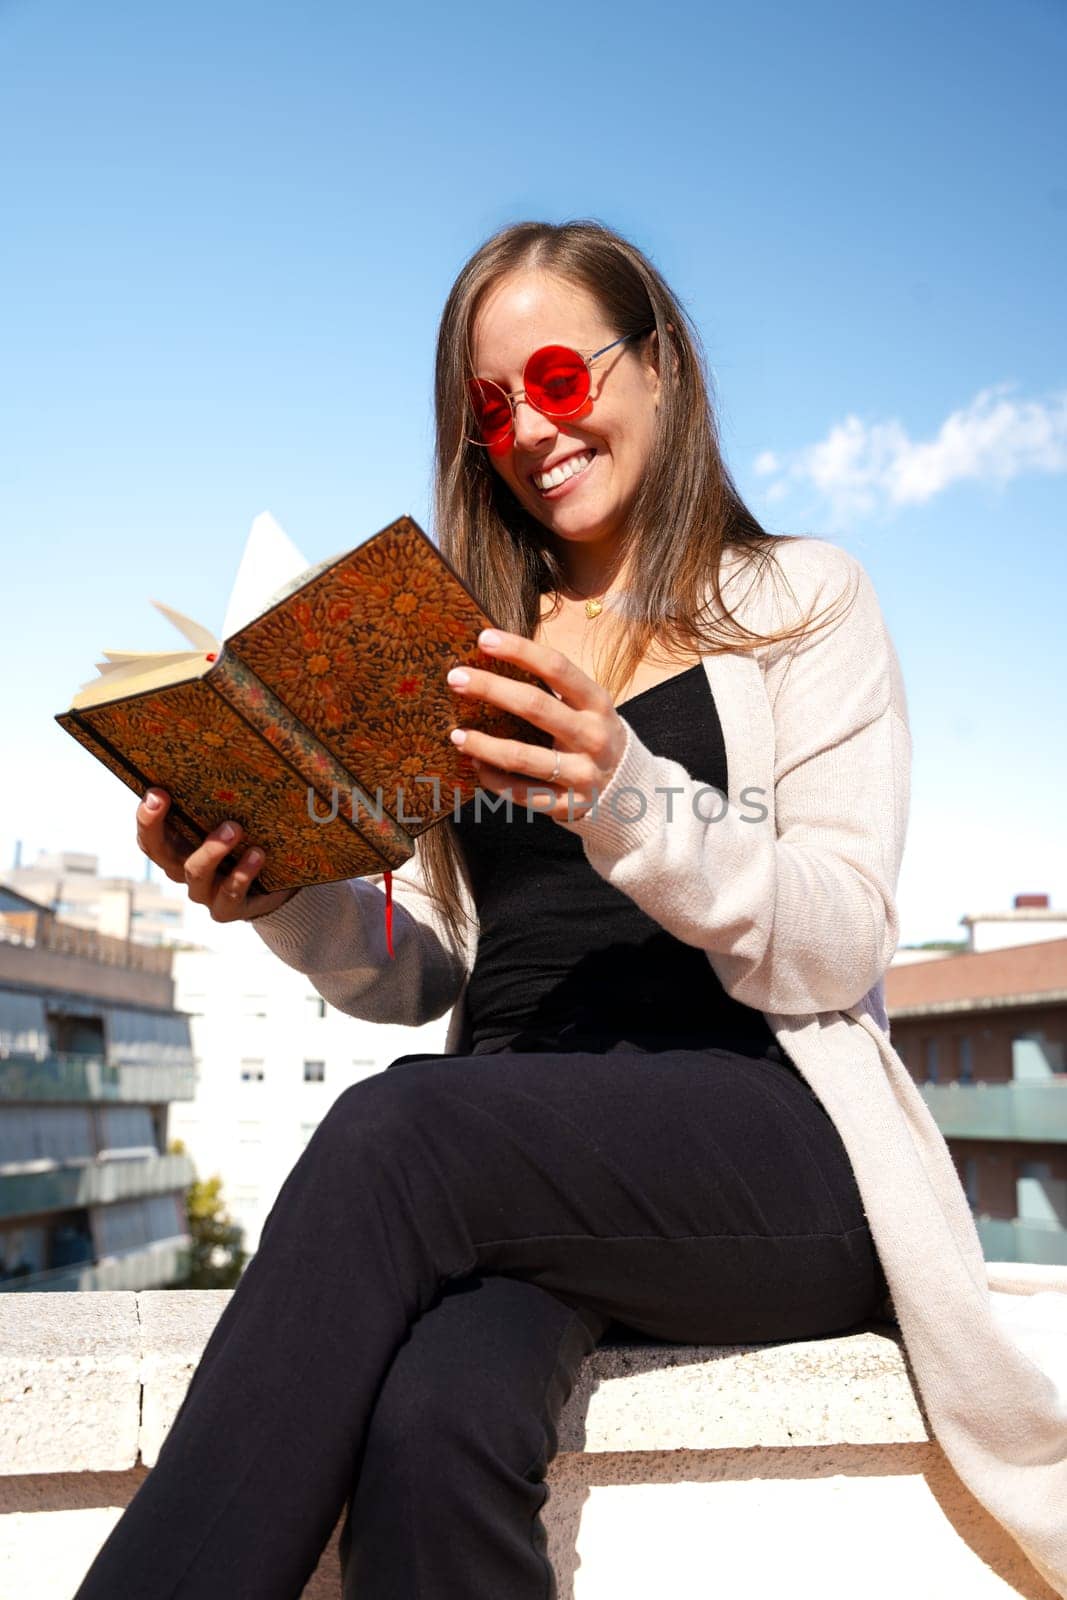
0, 1053, 195, 1103
0, 1235, 192, 1294
0, 1151, 197, 1219
975, 1215, 1067, 1267
0, 916, 174, 972
921, 1080, 1067, 1142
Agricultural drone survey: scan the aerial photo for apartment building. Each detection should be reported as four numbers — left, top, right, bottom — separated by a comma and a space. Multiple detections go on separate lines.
887, 907, 1067, 1267
2, 848, 451, 1263
0, 887, 196, 1292
4, 847, 184, 946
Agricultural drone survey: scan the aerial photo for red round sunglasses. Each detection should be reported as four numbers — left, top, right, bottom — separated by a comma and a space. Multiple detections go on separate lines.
465, 328, 654, 447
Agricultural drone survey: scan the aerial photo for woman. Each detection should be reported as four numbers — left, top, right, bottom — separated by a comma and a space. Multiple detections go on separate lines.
76, 221, 1067, 1599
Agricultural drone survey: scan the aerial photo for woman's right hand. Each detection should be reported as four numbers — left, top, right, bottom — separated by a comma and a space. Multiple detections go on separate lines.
136, 788, 298, 923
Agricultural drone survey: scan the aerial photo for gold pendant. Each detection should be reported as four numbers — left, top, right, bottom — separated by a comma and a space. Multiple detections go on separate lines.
584, 598, 603, 619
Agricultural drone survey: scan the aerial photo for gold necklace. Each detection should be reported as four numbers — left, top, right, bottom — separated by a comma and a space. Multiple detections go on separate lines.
580, 582, 625, 620
552, 578, 627, 621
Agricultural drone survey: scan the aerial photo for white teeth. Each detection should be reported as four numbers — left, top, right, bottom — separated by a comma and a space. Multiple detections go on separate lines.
534, 452, 594, 492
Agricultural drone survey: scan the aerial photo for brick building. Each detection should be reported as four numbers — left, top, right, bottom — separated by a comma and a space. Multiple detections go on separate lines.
886, 934, 1067, 1265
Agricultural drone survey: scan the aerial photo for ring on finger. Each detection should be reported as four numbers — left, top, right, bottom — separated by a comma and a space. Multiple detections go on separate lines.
549, 749, 561, 784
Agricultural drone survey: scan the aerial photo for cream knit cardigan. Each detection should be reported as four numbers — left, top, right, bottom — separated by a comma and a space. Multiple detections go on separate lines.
251, 535, 1067, 1595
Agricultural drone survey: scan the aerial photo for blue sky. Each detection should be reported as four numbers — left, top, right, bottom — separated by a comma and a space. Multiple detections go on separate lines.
2, 0, 1064, 944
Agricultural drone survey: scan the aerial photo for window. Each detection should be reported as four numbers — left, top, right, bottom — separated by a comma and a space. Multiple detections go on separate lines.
958, 1037, 974, 1085
46, 1013, 106, 1057
231, 1185, 260, 1224
1017, 1161, 1067, 1228
305, 995, 327, 1021
240, 1059, 265, 1082
963, 1156, 979, 1210
237, 1121, 262, 1145
1011, 1031, 1067, 1082
303, 1059, 326, 1083
299, 1121, 319, 1148
923, 1038, 939, 1084
242, 995, 268, 1019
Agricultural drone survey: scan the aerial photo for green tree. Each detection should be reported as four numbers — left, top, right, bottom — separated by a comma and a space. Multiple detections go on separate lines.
166, 1138, 248, 1289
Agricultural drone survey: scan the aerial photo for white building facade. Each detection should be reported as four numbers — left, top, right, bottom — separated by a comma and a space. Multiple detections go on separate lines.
169, 923, 449, 1256
3, 852, 451, 1265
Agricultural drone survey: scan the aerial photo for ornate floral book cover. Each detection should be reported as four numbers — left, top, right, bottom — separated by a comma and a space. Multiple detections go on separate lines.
55, 514, 551, 892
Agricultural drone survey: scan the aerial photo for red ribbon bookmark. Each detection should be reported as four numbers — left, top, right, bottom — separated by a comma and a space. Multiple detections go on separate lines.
383, 870, 395, 959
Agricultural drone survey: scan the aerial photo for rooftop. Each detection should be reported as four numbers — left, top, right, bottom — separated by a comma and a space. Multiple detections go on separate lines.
886, 937, 1067, 1018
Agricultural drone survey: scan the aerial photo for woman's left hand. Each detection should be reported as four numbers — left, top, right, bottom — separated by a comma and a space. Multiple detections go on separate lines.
446, 628, 628, 822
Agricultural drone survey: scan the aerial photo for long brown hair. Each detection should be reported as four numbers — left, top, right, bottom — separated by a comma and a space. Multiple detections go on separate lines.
417, 219, 851, 943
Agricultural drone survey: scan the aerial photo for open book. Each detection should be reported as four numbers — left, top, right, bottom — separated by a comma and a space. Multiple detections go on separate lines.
56, 513, 551, 892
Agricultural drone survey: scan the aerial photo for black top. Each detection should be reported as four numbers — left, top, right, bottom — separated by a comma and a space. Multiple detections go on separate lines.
452, 663, 780, 1060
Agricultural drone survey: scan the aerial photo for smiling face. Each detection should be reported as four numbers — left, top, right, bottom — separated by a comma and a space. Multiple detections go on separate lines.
469, 270, 661, 574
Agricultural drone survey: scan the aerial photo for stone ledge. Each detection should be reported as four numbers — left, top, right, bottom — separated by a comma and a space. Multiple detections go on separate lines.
0, 1292, 140, 1473
2, 1289, 1062, 1599
0, 1290, 921, 1474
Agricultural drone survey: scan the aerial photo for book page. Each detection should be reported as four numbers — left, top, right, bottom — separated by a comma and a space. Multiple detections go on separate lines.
220, 511, 311, 637
94, 649, 201, 674
149, 602, 218, 652
63, 511, 308, 712
70, 651, 214, 710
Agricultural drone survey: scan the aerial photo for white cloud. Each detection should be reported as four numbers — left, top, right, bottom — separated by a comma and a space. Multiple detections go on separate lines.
754, 382, 1067, 521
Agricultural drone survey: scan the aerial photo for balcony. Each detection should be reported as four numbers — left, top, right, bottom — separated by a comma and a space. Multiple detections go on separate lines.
921, 1080, 1067, 1142
0, 1052, 195, 1104
0, 1235, 191, 1294
976, 1216, 1067, 1267
0, 914, 173, 972
0, 1151, 196, 1219
0, 924, 176, 1008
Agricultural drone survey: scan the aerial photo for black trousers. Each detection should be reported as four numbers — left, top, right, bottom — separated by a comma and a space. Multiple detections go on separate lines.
73, 1032, 887, 1600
